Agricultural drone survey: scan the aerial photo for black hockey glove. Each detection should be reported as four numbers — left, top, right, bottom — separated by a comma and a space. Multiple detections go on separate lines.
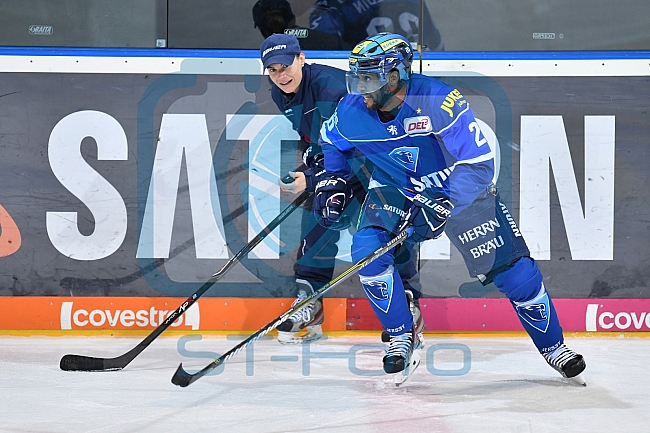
303, 153, 326, 193
313, 174, 352, 230
399, 190, 454, 242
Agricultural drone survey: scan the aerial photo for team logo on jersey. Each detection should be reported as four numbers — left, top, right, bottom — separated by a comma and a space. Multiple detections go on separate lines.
389, 147, 419, 172
404, 116, 432, 134
515, 291, 551, 333
387, 125, 399, 135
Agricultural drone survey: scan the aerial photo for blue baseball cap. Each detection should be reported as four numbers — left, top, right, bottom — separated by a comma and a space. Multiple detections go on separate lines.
260, 33, 301, 69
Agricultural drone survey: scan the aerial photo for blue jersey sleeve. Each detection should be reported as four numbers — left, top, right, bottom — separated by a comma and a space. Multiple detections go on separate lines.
431, 86, 495, 213
319, 107, 355, 179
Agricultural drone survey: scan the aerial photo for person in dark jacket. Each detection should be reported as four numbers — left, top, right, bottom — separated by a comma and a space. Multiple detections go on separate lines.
253, 0, 344, 50
309, 0, 444, 51
260, 33, 423, 344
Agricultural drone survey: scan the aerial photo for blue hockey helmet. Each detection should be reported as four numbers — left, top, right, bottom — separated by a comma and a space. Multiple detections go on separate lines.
346, 33, 414, 95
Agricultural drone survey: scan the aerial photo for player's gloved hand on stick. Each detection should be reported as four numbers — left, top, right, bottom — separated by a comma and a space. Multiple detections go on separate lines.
313, 174, 352, 230
399, 190, 454, 242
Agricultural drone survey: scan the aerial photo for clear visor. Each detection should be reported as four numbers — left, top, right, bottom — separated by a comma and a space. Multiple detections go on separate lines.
345, 71, 388, 95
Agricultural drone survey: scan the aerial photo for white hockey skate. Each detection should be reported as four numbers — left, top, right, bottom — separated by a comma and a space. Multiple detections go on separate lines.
542, 343, 587, 386
381, 289, 424, 349
383, 328, 422, 386
277, 281, 324, 344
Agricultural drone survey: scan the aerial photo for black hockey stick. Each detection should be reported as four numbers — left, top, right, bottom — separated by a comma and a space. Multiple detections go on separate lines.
171, 226, 414, 387
60, 190, 311, 372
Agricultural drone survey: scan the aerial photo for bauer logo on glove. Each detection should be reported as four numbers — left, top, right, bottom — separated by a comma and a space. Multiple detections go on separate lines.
316, 178, 342, 189
400, 190, 454, 242
412, 193, 452, 218
313, 174, 353, 230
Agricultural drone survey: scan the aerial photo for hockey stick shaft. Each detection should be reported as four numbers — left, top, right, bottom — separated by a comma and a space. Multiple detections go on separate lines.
60, 190, 311, 372
418, 0, 424, 73
171, 226, 414, 387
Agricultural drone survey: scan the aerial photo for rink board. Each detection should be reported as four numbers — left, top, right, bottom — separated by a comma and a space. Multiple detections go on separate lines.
1, 296, 649, 333
0, 49, 648, 301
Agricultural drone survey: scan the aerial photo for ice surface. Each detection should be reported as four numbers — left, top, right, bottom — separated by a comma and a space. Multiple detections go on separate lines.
0, 334, 648, 432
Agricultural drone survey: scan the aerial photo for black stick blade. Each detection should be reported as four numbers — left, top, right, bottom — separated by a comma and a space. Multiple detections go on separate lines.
60, 354, 129, 371
60, 354, 119, 371
171, 363, 194, 387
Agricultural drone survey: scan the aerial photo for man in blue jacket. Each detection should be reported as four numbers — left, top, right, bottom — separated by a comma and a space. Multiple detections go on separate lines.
260, 33, 423, 344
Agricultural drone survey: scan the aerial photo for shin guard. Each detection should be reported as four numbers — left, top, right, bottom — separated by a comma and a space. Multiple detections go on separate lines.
494, 257, 564, 353
360, 266, 413, 336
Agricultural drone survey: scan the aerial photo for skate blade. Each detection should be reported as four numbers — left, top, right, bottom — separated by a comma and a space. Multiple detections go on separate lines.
567, 373, 587, 386
277, 325, 323, 345
394, 352, 421, 387
415, 333, 425, 350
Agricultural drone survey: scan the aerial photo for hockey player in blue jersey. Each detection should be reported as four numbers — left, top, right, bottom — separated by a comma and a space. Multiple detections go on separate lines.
260, 33, 423, 344
314, 33, 587, 385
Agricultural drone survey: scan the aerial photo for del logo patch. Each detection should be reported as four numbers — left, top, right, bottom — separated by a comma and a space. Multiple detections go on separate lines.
404, 116, 432, 134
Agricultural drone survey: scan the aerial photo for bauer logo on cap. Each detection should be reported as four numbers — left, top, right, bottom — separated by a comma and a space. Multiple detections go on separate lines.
260, 33, 301, 69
